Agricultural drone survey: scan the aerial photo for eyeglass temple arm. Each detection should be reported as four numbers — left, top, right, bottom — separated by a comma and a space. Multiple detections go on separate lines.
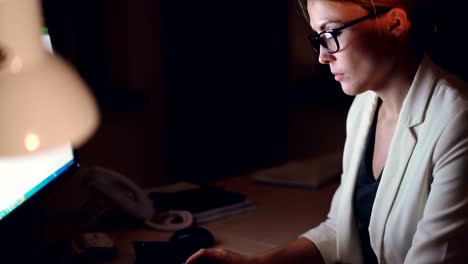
332, 7, 393, 32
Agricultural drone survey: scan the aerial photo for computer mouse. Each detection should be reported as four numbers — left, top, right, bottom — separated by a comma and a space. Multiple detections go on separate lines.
169, 226, 215, 263
169, 226, 215, 249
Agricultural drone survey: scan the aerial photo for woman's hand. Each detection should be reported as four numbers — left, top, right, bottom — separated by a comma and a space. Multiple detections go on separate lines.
185, 248, 257, 264
185, 238, 323, 264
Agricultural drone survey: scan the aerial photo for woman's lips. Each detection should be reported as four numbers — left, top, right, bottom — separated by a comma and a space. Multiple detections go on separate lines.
333, 73, 345, 81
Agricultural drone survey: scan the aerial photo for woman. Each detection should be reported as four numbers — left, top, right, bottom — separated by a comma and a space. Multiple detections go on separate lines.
186, 0, 468, 263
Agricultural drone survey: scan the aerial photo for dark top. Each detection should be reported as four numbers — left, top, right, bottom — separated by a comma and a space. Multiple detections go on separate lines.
353, 101, 382, 264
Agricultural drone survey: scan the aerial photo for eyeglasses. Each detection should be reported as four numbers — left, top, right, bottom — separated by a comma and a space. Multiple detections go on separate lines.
307, 8, 391, 54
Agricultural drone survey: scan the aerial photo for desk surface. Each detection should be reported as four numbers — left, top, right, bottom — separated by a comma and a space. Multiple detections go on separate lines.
106, 174, 339, 263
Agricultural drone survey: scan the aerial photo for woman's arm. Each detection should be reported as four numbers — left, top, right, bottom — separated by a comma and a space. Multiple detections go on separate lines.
185, 237, 324, 264
404, 109, 468, 263
185, 182, 345, 264
253, 237, 325, 264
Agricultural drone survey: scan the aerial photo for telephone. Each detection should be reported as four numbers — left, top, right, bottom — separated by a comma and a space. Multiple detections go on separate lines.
80, 166, 193, 231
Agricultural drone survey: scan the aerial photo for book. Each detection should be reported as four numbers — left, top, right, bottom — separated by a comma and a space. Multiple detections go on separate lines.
252, 152, 342, 189
148, 184, 255, 224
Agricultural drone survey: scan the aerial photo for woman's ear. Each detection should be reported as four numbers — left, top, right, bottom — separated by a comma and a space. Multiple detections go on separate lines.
386, 7, 411, 38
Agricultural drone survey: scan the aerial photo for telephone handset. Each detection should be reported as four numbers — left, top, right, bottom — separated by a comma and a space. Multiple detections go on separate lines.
81, 166, 193, 231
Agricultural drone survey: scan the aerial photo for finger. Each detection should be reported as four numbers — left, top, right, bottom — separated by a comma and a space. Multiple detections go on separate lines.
185, 248, 210, 264
185, 248, 228, 264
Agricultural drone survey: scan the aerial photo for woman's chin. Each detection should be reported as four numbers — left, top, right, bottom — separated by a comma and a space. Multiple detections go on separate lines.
340, 84, 361, 96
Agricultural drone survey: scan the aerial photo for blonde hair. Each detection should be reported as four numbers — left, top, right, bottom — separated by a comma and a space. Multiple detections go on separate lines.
298, 0, 435, 49
298, 0, 428, 22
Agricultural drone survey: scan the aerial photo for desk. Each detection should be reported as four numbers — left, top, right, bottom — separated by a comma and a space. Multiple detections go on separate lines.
106, 174, 339, 263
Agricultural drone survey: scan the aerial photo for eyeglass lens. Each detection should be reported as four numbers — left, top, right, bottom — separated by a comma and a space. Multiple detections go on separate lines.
309, 32, 338, 53
318, 32, 338, 53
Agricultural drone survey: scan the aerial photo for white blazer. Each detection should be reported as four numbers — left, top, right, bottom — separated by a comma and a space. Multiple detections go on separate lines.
302, 55, 468, 264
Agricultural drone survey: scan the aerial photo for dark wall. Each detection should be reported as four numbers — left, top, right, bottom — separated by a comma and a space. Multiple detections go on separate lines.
42, 0, 108, 95
42, 0, 292, 184
42, 0, 166, 187
428, 1, 468, 82
162, 1, 290, 182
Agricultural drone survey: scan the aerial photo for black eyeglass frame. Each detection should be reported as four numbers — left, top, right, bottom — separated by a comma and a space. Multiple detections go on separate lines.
308, 8, 392, 54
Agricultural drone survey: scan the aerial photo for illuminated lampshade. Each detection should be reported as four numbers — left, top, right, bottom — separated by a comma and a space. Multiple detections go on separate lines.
0, 0, 99, 156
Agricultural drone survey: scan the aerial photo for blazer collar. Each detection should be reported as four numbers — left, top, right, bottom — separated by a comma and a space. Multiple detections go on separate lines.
398, 54, 439, 128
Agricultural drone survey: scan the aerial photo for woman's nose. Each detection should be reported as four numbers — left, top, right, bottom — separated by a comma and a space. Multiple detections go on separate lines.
318, 47, 334, 64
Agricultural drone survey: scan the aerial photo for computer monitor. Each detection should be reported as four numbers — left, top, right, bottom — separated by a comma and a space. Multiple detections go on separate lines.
0, 29, 81, 259
0, 143, 79, 260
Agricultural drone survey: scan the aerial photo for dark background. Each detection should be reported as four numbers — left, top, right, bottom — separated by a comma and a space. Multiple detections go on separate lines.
40, 0, 466, 187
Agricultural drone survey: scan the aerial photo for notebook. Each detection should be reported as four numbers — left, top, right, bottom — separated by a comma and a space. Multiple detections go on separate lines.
148, 184, 255, 224
252, 152, 342, 189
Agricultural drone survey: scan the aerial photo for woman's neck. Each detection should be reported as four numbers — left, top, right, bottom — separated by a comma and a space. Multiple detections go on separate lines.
375, 51, 423, 120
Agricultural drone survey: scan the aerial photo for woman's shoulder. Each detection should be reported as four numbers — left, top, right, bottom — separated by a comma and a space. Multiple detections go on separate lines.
434, 66, 468, 103
430, 63, 468, 118
407, 56, 468, 124
419, 61, 468, 141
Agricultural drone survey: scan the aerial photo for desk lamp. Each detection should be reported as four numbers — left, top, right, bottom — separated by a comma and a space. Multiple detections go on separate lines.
0, 0, 99, 156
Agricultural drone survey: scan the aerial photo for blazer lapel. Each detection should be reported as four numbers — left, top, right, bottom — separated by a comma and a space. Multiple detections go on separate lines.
337, 92, 378, 263
369, 125, 416, 263
369, 55, 437, 263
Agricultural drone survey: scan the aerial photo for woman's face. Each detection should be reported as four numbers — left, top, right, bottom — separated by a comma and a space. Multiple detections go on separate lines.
307, 1, 394, 95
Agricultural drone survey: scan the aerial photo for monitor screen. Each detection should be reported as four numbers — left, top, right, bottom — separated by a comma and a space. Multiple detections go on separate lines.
42, 27, 54, 53
0, 144, 75, 221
